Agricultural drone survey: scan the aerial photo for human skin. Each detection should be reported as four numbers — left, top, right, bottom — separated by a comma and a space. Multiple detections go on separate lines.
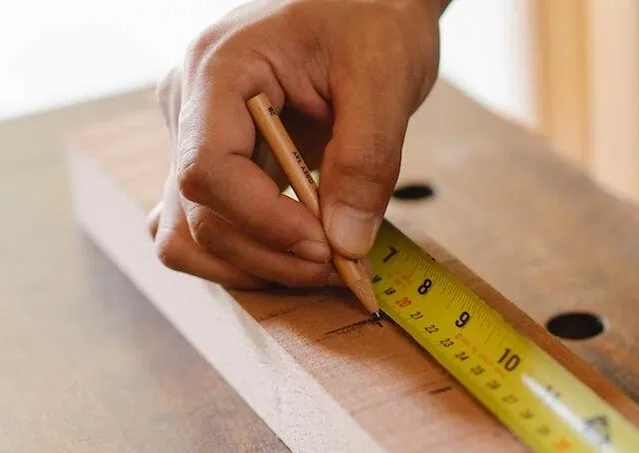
148, 0, 451, 289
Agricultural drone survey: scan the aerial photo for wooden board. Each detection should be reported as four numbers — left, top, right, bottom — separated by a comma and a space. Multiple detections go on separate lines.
67, 80, 639, 452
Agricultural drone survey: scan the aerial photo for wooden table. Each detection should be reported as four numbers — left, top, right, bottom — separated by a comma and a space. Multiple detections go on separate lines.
3, 80, 639, 452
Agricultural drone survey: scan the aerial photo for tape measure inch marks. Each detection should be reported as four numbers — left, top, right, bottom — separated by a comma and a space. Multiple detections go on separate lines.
282, 173, 639, 451
369, 220, 639, 452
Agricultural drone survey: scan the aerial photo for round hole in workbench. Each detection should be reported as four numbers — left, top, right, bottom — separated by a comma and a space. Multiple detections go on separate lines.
392, 183, 435, 200
545, 312, 605, 340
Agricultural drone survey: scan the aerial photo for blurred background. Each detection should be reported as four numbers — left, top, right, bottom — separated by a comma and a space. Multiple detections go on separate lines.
1, 0, 637, 202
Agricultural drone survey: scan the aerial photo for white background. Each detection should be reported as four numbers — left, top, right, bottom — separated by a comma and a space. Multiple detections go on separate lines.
0, 0, 537, 129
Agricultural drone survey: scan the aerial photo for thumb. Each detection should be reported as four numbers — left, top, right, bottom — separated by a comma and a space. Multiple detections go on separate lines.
320, 88, 408, 258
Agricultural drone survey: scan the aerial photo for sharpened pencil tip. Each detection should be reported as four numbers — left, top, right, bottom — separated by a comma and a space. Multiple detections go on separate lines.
370, 311, 382, 321
348, 277, 379, 314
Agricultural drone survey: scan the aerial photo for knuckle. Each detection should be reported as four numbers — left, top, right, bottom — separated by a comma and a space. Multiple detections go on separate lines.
204, 41, 271, 93
185, 206, 230, 257
176, 150, 207, 203
184, 24, 227, 72
182, 20, 276, 98
154, 236, 182, 271
187, 209, 213, 251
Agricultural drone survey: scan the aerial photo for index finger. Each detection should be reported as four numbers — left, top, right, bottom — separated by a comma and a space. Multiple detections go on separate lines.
175, 63, 331, 263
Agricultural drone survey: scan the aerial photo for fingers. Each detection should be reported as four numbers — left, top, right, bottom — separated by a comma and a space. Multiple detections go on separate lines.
319, 85, 406, 259
150, 173, 340, 289
153, 61, 335, 288
155, 226, 268, 290
153, 173, 268, 290
183, 201, 338, 288
174, 57, 331, 262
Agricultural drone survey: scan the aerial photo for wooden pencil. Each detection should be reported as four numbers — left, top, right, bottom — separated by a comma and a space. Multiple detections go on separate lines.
247, 93, 380, 316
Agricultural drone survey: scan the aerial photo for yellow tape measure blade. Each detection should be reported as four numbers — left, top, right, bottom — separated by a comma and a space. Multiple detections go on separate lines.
369, 220, 639, 452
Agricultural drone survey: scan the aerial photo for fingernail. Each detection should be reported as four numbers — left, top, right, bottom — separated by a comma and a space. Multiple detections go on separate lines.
327, 204, 380, 256
290, 240, 332, 263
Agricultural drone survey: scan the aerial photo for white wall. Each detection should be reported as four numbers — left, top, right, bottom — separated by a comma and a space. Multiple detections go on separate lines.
439, 0, 538, 130
0, 0, 243, 120
0, 0, 537, 128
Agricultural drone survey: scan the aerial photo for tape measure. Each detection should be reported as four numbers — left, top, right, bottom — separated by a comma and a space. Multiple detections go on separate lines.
282, 172, 639, 451
368, 219, 639, 452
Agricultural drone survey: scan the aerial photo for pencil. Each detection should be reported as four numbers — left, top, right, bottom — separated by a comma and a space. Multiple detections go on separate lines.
247, 93, 380, 317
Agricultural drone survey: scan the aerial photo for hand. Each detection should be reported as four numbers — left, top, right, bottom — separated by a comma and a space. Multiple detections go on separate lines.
149, 0, 446, 289
148, 68, 340, 289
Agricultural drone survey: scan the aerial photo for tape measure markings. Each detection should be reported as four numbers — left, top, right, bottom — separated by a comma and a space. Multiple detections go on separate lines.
283, 175, 639, 451
369, 219, 639, 452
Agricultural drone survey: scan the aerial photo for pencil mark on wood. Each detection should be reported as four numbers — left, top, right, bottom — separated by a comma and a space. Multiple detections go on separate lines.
322, 316, 384, 339
429, 386, 453, 395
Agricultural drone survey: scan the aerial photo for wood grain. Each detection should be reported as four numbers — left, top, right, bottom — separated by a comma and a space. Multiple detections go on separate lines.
68, 79, 639, 452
